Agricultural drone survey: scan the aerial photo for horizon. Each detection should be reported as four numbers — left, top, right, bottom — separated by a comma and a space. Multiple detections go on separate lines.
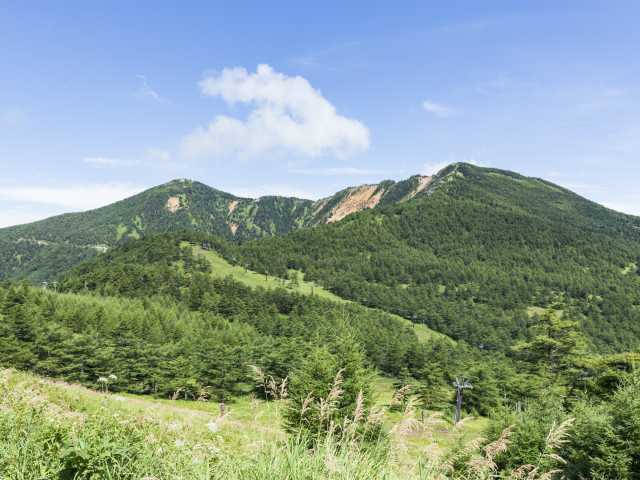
2, 1, 640, 226
1, 162, 632, 228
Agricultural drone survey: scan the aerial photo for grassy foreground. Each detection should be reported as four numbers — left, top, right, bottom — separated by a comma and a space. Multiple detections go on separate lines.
0, 369, 488, 479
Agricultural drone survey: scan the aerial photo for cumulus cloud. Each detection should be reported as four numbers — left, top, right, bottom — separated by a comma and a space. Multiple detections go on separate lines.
0, 183, 145, 211
182, 64, 370, 158
422, 100, 457, 118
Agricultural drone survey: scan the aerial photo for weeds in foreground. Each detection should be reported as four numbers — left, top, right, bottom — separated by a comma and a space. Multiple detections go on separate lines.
0, 369, 570, 479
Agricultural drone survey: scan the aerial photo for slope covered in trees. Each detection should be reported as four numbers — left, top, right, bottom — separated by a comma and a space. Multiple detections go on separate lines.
2, 229, 639, 478
0, 234, 437, 399
0, 175, 431, 282
0, 233, 546, 415
229, 163, 640, 352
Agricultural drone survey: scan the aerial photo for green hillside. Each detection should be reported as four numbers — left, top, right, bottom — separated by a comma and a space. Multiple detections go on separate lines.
229, 163, 640, 352
189, 243, 446, 343
0, 176, 432, 282
2, 203, 640, 478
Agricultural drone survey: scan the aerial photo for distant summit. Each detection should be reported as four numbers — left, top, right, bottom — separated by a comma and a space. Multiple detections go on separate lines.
0, 171, 438, 281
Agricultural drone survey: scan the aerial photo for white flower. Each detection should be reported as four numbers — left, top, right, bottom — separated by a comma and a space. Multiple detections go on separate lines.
207, 421, 219, 433
174, 439, 186, 448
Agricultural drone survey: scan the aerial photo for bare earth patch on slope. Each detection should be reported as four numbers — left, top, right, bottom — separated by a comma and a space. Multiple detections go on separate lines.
165, 196, 182, 213
403, 175, 433, 201
328, 185, 386, 223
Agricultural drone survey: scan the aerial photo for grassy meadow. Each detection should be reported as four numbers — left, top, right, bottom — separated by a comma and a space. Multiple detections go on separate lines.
0, 368, 488, 479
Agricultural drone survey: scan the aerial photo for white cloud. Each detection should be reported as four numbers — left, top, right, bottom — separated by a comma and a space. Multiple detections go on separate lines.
182, 64, 370, 159
422, 159, 482, 176
223, 184, 321, 200
421, 162, 450, 176
0, 210, 50, 229
82, 156, 136, 168
145, 148, 172, 163
0, 183, 146, 211
422, 100, 457, 118
290, 167, 384, 176
602, 201, 640, 217
136, 75, 166, 102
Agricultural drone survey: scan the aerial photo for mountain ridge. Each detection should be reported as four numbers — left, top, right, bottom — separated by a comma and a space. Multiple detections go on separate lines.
0, 172, 434, 281
2, 162, 639, 285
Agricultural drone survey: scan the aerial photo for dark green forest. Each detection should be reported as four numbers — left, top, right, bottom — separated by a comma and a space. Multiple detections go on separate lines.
0, 175, 430, 282
1, 163, 639, 478
1, 232, 639, 477
229, 164, 640, 352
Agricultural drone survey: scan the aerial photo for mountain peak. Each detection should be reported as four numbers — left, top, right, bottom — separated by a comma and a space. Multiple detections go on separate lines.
4, 163, 636, 282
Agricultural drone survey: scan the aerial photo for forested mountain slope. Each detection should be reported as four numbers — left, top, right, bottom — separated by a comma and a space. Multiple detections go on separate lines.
0, 234, 432, 398
0, 175, 432, 282
229, 163, 640, 352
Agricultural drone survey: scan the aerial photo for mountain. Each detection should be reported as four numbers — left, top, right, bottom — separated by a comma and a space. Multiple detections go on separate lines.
3, 162, 640, 353
0, 175, 432, 282
227, 163, 640, 352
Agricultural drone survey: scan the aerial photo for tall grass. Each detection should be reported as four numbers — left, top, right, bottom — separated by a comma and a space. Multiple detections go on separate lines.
0, 370, 568, 479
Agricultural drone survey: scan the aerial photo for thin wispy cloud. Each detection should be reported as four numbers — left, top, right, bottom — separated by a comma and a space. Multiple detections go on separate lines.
289, 41, 361, 69
82, 156, 137, 168
221, 184, 323, 200
182, 64, 370, 159
475, 75, 538, 95
290, 167, 385, 177
603, 200, 640, 217
433, 18, 495, 34
422, 100, 457, 118
577, 87, 628, 111
421, 162, 450, 176
422, 159, 482, 176
0, 183, 146, 210
144, 148, 172, 164
1, 108, 27, 126
136, 75, 166, 102
0, 209, 50, 229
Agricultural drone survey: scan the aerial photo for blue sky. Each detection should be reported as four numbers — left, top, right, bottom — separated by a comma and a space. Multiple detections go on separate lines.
1, 1, 639, 227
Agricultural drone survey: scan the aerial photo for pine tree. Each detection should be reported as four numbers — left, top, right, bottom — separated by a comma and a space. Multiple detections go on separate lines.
284, 337, 373, 442
512, 312, 587, 378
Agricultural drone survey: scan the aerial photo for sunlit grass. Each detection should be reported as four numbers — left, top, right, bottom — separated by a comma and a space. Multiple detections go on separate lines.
190, 243, 449, 342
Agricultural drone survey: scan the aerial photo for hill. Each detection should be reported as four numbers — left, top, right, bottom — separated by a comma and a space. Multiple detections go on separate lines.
187, 242, 447, 343
3, 175, 640, 479
3, 162, 640, 352
0, 175, 432, 282
227, 163, 640, 352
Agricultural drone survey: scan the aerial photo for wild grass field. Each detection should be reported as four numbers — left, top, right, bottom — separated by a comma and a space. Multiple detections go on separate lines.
0, 368, 489, 479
